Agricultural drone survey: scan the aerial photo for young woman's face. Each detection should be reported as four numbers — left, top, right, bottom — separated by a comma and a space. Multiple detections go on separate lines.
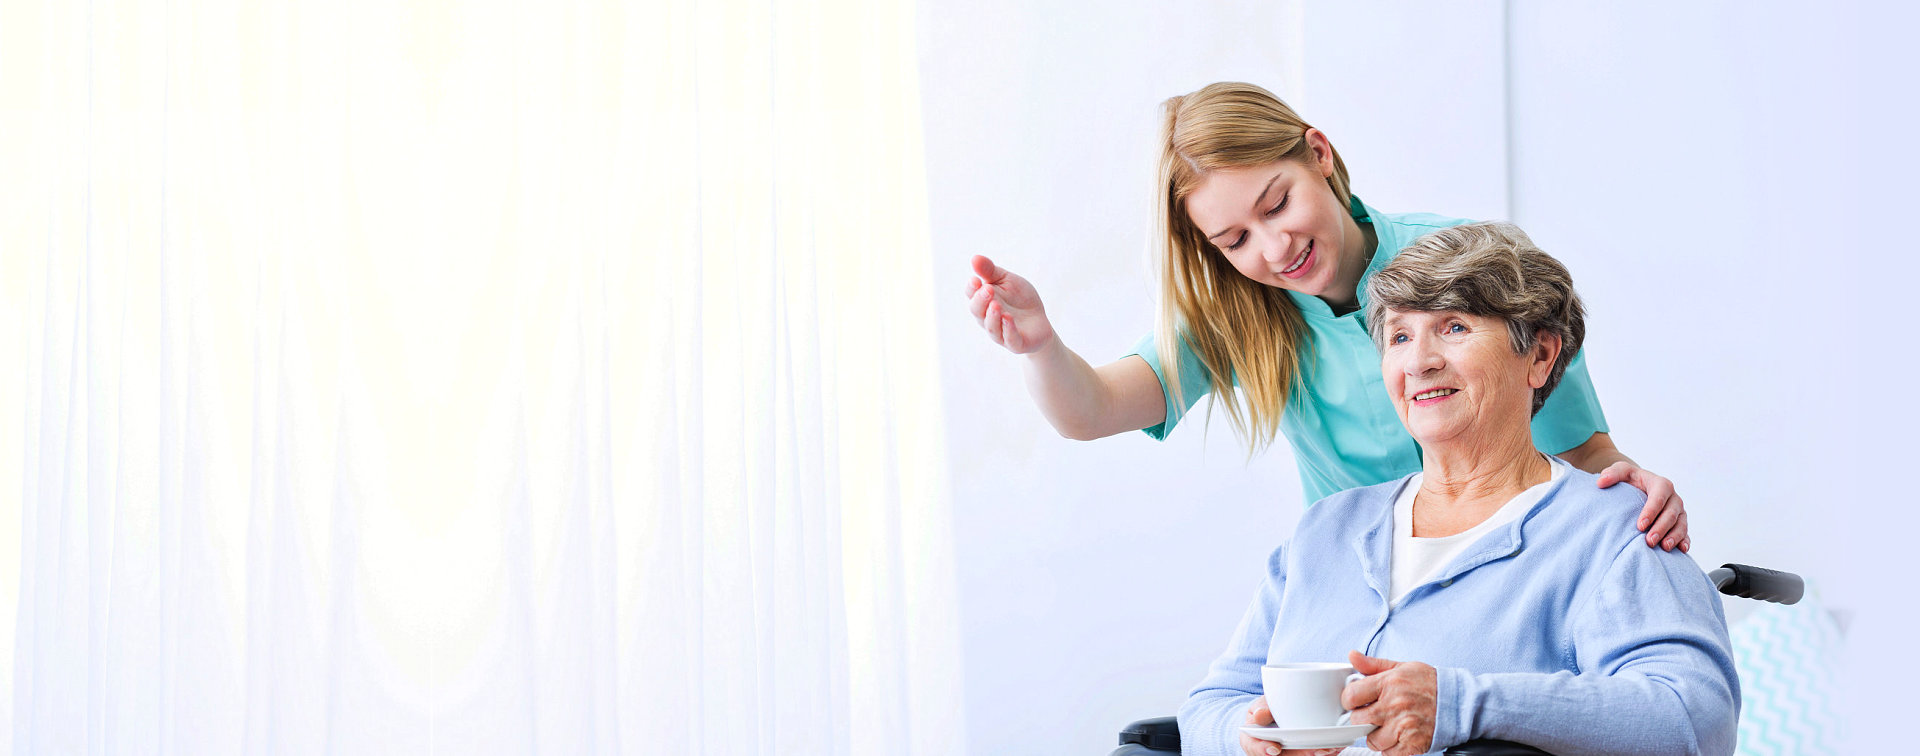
1183, 133, 1363, 304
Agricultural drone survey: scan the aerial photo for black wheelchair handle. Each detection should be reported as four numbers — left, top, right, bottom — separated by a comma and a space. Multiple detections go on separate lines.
1710, 563, 1803, 605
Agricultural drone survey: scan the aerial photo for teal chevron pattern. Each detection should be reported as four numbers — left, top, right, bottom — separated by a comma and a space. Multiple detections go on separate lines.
1729, 586, 1843, 756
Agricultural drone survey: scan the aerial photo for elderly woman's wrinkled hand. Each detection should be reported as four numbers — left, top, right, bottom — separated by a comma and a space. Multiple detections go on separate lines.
1239, 697, 1345, 756
1596, 461, 1690, 552
1341, 651, 1436, 756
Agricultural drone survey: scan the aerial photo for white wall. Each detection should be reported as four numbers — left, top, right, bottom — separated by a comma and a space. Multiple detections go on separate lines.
1502, 1, 1914, 732
921, 2, 1908, 753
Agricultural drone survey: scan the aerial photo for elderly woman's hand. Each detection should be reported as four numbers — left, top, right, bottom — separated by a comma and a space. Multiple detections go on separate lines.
1240, 697, 1346, 756
1596, 461, 1690, 552
1341, 651, 1436, 756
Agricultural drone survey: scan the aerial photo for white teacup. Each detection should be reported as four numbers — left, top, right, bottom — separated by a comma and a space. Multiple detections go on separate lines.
1260, 662, 1365, 729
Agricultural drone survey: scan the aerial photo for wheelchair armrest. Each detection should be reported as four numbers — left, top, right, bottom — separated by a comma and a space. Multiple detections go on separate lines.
1444, 740, 1553, 756
1118, 715, 1181, 752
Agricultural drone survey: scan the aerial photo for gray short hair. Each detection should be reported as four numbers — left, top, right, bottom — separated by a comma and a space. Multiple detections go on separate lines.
1364, 222, 1585, 416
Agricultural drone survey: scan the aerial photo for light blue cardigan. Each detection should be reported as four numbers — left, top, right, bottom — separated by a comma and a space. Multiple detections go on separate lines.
1178, 468, 1739, 756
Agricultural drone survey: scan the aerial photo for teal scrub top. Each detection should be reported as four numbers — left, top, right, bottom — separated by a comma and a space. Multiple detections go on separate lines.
1126, 197, 1609, 505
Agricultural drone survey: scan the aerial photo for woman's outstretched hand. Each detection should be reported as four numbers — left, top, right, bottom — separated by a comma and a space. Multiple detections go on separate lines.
1596, 462, 1691, 552
965, 255, 1056, 355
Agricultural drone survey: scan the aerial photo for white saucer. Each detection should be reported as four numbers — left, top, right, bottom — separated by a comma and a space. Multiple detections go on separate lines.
1239, 723, 1376, 749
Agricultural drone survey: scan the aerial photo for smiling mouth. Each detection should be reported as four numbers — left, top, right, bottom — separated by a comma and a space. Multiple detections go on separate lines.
1413, 388, 1458, 403
1280, 240, 1313, 276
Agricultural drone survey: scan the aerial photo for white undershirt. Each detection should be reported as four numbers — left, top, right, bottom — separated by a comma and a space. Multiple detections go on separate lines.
1387, 455, 1569, 607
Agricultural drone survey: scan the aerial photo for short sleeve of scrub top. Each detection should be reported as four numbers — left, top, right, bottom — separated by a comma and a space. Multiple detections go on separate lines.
1124, 199, 1611, 504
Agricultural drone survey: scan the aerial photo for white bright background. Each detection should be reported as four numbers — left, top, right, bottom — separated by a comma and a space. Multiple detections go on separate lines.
0, 0, 963, 752
923, 1, 1914, 753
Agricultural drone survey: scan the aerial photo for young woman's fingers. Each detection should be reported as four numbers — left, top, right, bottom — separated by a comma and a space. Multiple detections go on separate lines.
1633, 471, 1679, 547
964, 276, 981, 298
1632, 469, 1676, 502
967, 283, 993, 320
1665, 507, 1689, 550
1646, 499, 1683, 550
999, 312, 1020, 351
983, 300, 1007, 346
1680, 536, 1692, 553
970, 254, 1003, 283
1635, 495, 1666, 537
1624, 467, 1665, 529
1596, 460, 1633, 491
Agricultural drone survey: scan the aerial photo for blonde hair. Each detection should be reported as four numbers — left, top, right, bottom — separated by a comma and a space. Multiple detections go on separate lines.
1154, 82, 1354, 453
1363, 222, 1586, 416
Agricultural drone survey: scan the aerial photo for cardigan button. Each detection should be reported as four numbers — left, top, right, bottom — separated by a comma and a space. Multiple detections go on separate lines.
1440, 579, 1453, 587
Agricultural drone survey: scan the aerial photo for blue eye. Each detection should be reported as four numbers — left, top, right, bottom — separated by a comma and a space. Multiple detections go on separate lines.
1390, 333, 1408, 345
1448, 322, 1467, 333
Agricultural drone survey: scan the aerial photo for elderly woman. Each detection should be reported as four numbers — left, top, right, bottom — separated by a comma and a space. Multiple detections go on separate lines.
1178, 223, 1738, 756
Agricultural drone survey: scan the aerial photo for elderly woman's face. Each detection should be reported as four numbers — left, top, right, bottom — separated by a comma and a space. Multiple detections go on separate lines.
1380, 309, 1557, 449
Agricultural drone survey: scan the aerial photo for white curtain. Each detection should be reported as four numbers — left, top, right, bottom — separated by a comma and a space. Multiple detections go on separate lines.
0, 0, 965, 753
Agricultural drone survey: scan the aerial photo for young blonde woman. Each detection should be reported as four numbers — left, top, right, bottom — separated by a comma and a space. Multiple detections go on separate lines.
963, 82, 1691, 551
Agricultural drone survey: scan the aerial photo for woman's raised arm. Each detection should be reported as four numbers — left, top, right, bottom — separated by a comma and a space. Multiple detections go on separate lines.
966, 255, 1168, 440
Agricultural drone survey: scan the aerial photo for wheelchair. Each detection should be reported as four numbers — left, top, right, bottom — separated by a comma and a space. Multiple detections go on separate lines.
1113, 563, 1804, 756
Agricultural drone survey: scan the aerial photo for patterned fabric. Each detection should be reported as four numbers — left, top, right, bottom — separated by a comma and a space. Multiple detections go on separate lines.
1730, 586, 1844, 756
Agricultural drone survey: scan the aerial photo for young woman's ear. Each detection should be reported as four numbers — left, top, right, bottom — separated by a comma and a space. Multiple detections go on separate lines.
1303, 128, 1337, 179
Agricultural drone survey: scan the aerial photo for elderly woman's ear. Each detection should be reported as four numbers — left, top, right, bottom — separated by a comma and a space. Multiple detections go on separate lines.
1528, 330, 1563, 390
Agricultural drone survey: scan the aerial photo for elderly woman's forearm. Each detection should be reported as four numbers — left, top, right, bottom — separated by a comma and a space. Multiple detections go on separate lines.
1436, 542, 1740, 756
1435, 667, 1735, 756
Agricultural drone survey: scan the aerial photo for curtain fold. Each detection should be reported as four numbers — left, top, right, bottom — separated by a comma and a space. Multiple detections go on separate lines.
2, 0, 964, 753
